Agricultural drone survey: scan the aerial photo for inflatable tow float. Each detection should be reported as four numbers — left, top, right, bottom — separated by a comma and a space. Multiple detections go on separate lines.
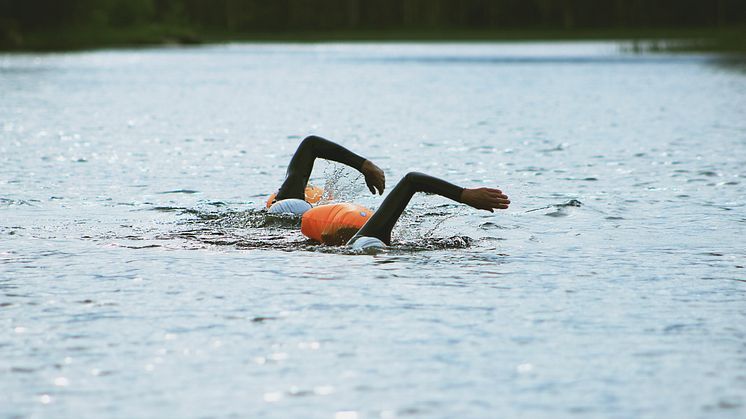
266, 186, 375, 246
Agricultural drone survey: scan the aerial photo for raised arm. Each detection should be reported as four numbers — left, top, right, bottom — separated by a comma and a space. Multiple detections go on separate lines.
274, 135, 385, 202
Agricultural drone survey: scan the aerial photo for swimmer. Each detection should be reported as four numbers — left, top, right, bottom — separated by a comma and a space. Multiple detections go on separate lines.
267, 135, 510, 250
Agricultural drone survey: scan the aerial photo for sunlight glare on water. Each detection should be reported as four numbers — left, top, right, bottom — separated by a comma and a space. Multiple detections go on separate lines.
1, 42, 745, 418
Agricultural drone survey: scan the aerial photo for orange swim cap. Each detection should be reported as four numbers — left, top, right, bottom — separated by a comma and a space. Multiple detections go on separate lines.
266, 185, 325, 208
301, 203, 372, 245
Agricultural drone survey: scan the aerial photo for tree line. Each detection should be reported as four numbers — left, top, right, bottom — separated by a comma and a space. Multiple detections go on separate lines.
2, 0, 745, 46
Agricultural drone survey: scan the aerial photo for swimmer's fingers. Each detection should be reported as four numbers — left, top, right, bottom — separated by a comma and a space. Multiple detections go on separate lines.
365, 172, 385, 195
485, 188, 509, 199
362, 160, 385, 195
461, 187, 511, 212
489, 193, 510, 207
484, 196, 510, 211
491, 194, 511, 209
485, 189, 510, 205
376, 174, 386, 194
367, 174, 385, 195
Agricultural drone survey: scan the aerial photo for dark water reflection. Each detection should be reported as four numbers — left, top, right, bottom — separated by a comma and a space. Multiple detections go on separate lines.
710, 54, 746, 73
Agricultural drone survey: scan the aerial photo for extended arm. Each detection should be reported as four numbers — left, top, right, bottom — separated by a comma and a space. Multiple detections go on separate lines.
350, 172, 510, 245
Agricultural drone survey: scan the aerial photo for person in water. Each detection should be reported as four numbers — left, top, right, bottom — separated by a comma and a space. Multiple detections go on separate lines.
267, 135, 510, 250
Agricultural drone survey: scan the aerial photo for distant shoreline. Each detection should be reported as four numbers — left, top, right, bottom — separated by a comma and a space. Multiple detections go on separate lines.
2, 26, 745, 53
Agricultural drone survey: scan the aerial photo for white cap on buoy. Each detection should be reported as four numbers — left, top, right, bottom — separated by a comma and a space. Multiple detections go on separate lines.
268, 199, 311, 215
349, 236, 386, 251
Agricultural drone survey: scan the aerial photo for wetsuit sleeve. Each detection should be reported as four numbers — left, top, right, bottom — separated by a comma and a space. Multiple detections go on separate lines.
307, 136, 367, 172
350, 172, 465, 245
274, 135, 368, 202
411, 173, 465, 203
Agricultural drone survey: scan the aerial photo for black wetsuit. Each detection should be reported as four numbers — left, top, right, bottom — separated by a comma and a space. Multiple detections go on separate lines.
275, 135, 465, 246
351, 172, 463, 245
275, 136, 366, 202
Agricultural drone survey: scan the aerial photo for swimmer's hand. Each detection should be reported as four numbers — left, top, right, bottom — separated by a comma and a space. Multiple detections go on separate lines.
461, 188, 510, 212
361, 160, 385, 195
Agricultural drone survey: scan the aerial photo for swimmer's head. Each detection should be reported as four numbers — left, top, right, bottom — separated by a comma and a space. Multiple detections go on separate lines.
268, 199, 311, 215
349, 236, 386, 251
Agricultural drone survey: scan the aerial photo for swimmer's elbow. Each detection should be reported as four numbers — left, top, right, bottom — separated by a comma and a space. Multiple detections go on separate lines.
403, 171, 426, 184
301, 135, 324, 148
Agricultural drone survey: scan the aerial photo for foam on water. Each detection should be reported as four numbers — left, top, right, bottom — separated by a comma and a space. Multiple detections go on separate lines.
165, 170, 480, 254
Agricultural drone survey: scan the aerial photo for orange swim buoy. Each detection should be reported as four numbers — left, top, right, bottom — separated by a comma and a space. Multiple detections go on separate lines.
266, 185, 325, 208
301, 203, 372, 245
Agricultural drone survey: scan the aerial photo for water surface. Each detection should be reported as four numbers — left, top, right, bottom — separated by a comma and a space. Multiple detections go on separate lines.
1, 42, 745, 418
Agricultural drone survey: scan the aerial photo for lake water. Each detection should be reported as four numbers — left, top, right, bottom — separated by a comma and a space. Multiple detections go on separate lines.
1, 42, 745, 418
